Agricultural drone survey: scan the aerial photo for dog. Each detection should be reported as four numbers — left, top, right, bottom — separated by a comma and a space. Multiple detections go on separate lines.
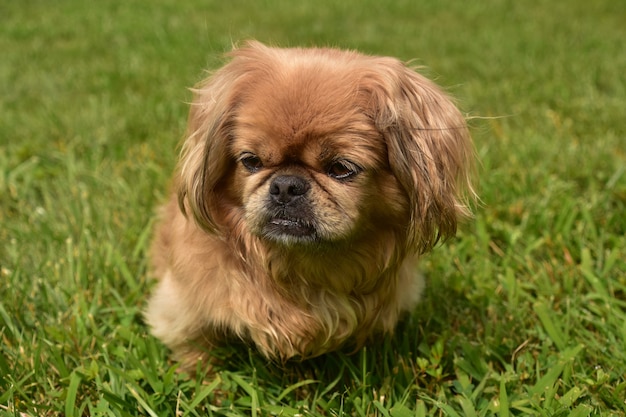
145, 41, 475, 369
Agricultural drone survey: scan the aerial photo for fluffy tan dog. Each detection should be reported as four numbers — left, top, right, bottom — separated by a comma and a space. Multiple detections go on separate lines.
145, 41, 474, 369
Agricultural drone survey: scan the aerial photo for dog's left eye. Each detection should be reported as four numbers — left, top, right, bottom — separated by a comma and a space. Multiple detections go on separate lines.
240, 153, 263, 173
327, 160, 360, 180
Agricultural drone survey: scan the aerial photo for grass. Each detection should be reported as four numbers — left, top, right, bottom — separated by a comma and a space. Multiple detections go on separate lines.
1, 0, 625, 415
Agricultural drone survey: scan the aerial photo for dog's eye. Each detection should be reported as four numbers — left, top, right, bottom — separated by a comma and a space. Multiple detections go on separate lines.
240, 153, 263, 173
327, 160, 360, 180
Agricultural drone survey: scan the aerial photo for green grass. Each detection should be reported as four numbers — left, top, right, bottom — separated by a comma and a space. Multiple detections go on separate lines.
1, 0, 625, 415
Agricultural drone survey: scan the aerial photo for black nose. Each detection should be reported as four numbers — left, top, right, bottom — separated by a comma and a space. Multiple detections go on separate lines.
269, 175, 310, 204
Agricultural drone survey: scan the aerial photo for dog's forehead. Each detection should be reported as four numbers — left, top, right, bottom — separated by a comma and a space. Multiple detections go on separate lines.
233, 65, 381, 164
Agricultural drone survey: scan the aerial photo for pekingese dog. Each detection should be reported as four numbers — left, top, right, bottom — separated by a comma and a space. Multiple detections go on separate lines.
145, 41, 475, 369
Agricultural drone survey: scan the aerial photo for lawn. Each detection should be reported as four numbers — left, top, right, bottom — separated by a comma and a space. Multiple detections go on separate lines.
1, 0, 625, 415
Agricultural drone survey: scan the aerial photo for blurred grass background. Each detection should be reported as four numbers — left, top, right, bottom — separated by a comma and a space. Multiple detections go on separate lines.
1, 0, 625, 415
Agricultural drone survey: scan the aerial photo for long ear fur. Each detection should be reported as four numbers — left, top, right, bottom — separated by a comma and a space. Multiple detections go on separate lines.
363, 58, 475, 254
176, 73, 235, 233
177, 42, 269, 232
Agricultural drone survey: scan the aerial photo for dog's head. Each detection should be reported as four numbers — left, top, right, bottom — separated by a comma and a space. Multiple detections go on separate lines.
177, 41, 474, 255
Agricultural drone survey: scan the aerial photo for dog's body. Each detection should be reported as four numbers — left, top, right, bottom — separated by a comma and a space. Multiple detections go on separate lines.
146, 41, 474, 368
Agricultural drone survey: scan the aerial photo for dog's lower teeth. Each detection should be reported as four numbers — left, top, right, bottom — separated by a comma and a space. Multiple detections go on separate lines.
272, 219, 297, 227
267, 218, 315, 238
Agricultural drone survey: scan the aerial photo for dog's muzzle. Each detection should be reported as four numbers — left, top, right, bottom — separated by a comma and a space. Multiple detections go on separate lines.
263, 175, 316, 241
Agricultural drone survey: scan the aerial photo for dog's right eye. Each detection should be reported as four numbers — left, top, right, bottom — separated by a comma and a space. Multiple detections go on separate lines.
327, 160, 361, 181
240, 153, 263, 173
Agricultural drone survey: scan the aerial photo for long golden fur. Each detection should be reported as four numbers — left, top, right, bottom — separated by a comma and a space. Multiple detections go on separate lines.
145, 41, 474, 369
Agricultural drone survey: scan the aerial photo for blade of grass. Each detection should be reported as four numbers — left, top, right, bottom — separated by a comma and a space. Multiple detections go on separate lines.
529, 345, 584, 397
65, 371, 81, 417
498, 378, 510, 417
568, 404, 593, 417
276, 379, 318, 403
455, 396, 478, 417
127, 384, 160, 417
372, 401, 391, 417
230, 373, 259, 417
533, 301, 567, 351
188, 376, 222, 409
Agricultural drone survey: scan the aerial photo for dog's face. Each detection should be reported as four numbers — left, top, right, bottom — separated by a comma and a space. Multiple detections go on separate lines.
230, 74, 405, 247
178, 42, 474, 255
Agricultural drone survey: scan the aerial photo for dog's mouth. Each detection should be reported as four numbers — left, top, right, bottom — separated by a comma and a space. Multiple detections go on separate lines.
264, 216, 317, 242
255, 190, 319, 244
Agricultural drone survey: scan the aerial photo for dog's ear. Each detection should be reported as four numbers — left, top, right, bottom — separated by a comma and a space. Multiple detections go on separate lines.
177, 44, 264, 233
176, 69, 237, 232
362, 58, 475, 253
